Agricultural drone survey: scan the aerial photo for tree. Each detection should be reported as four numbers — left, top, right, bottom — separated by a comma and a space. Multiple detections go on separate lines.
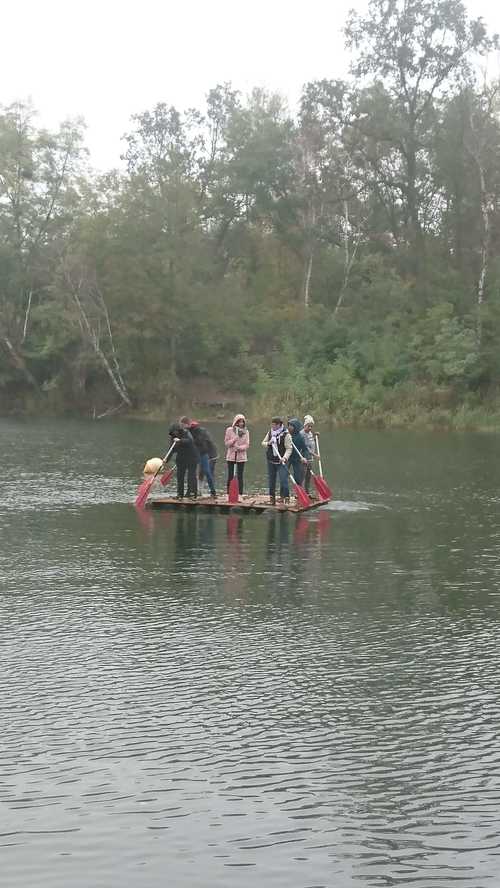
298, 79, 371, 311
0, 101, 86, 388
344, 0, 493, 269
464, 84, 500, 325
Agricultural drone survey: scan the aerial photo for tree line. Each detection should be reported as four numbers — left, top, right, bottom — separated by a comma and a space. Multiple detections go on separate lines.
1, 0, 500, 427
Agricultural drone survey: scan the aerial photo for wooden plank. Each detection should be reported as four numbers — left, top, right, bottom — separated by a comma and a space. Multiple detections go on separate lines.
148, 494, 329, 514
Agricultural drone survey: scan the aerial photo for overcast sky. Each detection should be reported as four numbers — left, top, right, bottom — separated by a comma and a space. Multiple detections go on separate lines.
2, 0, 500, 170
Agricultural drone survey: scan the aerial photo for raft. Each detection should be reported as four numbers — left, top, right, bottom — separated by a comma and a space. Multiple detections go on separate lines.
149, 494, 330, 515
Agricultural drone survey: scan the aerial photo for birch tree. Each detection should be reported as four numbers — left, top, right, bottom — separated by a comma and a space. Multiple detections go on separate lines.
0, 101, 85, 387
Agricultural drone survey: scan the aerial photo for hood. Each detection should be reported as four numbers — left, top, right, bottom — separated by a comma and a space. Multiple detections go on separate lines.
303, 414, 315, 426
232, 413, 246, 426
169, 422, 184, 437
288, 418, 303, 436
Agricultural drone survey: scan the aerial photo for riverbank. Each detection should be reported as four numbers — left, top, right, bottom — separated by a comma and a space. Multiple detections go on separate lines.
4, 393, 500, 433
118, 384, 500, 433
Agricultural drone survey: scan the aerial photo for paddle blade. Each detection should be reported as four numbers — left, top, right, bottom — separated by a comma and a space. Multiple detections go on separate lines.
135, 476, 154, 509
290, 477, 311, 509
160, 467, 175, 486
228, 473, 239, 503
313, 474, 332, 500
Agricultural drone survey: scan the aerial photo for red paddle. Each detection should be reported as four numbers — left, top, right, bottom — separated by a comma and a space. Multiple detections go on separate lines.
160, 466, 175, 486
135, 441, 176, 509
227, 426, 241, 503
288, 470, 312, 509
310, 469, 332, 501
228, 461, 239, 504
291, 442, 332, 500
309, 468, 333, 499
271, 442, 311, 508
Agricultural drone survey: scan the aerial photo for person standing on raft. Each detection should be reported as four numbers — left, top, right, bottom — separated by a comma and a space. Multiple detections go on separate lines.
180, 417, 218, 498
262, 417, 293, 505
224, 414, 250, 496
287, 418, 309, 487
166, 422, 199, 499
302, 414, 317, 495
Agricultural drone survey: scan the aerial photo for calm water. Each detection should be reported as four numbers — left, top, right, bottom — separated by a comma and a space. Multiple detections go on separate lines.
1, 418, 500, 888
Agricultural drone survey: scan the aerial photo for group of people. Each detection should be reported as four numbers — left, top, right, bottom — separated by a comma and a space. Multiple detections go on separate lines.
162, 413, 319, 504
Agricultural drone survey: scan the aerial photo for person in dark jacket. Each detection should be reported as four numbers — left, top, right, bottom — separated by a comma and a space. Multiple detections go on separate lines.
287, 418, 309, 486
180, 417, 218, 498
167, 423, 198, 498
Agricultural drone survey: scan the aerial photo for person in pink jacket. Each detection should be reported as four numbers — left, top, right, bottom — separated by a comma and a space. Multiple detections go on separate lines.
224, 413, 250, 495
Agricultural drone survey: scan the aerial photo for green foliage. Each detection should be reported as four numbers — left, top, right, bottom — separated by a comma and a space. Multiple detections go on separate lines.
1, 0, 500, 427
410, 303, 480, 384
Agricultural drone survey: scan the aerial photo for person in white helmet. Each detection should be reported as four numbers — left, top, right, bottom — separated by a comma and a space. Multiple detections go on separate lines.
303, 414, 317, 496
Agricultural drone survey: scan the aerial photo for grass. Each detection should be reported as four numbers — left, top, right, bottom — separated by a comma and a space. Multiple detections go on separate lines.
5, 382, 500, 433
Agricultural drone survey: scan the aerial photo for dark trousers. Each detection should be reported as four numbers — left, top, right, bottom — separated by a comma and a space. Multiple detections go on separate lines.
177, 461, 197, 498
267, 461, 289, 498
290, 460, 305, 486
199, 453, 216, 495
304, 462, 313, 493
227, 461, 245, 494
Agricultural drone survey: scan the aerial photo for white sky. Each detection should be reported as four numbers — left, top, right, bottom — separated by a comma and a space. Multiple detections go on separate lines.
2, 0, 500, 170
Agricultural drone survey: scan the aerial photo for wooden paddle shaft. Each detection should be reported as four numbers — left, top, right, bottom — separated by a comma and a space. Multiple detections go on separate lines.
291, 440, 331, 499
315, 434, 324, 478
271, 441, 308, 501
291, 441, 311, 466
158, 441, 177, 475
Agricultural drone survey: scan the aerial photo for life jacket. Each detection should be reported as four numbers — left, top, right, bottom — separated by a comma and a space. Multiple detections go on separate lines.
267, 428, 287, 463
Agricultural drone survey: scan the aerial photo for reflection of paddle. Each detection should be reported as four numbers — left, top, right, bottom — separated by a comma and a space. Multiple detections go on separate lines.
317, 510, 331, 539
135, 441, 176, 508
227, 514, 242, 541
271, 443, 310, 509
135, 504, 155, 532
294, 515, 310, 544
291, 442, 332, 500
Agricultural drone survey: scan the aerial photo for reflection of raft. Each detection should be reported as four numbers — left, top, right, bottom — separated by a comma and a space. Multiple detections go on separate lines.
149, 494, 330, 514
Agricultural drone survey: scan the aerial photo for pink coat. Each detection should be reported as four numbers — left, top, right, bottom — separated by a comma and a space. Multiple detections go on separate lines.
225, 413, 250, 462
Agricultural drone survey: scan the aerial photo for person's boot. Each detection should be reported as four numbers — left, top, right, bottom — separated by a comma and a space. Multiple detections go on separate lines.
269, 495, 276, 506
283, 497, 290, 506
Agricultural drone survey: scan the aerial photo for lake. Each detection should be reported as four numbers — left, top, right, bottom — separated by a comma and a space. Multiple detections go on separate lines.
1, 417, 500, 887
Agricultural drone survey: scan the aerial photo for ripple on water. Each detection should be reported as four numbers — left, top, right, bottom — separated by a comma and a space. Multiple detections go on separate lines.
1, 473, 134, 511
1, 598, 500, 888
2, 420, 500, 887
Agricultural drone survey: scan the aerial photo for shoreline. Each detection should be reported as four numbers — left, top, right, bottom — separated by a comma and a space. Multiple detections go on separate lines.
3, 402, 500, 434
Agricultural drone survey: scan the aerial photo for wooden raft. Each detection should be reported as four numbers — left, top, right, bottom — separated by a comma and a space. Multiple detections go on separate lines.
149, 493, 330, 514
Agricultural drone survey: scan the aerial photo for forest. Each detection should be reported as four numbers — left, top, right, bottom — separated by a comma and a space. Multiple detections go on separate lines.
1, 0, 500, 428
